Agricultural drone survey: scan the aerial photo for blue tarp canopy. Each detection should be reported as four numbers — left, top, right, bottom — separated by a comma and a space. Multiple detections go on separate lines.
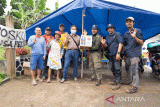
25, 0, 160, 40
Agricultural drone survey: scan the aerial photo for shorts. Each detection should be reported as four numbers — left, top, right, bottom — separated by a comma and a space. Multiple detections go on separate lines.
30, 54, 44, 70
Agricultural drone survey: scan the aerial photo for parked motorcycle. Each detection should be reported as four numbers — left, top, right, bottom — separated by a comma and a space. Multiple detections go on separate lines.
147, 41, 160, 78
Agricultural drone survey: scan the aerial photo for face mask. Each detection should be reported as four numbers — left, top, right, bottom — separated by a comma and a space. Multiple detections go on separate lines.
71, 30, 77, 34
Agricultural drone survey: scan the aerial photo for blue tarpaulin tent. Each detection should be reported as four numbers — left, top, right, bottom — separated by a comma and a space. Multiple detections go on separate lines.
25, 0, 160, 41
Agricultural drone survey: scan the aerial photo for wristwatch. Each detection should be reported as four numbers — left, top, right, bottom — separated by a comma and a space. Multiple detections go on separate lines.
117, 52, 120, 54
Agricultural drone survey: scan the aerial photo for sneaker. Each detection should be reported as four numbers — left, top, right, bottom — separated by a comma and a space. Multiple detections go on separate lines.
32, 81, 37, 86
90, 78, 95, 81
74, 77, 78, 81
121, 81, 132, 85
108, 81, 116, 85
61, 78, 66, 83
126, 86, 138, 94
96, 80, 101, 86
112, 83, 121, 90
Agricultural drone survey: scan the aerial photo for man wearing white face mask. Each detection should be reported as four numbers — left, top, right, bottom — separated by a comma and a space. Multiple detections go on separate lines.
61, 25, 80, 83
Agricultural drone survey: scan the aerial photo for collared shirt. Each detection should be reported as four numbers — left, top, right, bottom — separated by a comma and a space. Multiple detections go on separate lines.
67, 34, 80, 49
124, 28, 145, 57
27, 35, 46, 57
105, 31, 123, 56
42, 34, 54, 55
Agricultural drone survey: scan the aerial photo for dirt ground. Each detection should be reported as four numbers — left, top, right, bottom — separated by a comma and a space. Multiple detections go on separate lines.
0, 63, 160, 107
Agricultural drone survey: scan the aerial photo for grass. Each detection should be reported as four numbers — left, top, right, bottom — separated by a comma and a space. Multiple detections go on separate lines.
0, 47, 6, 60
0, 72, 8, 84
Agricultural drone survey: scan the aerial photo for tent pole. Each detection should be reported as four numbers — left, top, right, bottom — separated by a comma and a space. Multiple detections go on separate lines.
81, 8, 84, 79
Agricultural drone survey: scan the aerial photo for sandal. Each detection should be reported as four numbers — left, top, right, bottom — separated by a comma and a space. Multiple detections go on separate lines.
36, 78, 44, 82
47, 78, 51, 83
32, 81, 37, 86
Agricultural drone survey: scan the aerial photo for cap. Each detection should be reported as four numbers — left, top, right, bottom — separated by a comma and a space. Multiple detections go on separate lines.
54, 31, 61, 37
92, 25, 99, 30
126, 17, 135, 22
59, 24, 65, 27
45, 27, 51, 31
106, 24, 116, 31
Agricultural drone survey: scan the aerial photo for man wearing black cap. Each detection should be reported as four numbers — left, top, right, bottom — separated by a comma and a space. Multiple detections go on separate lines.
42, 27, 54, 80
123, 17, 144, 94
84, 25, 102, 86
59, 24, 68, 77
101, 24, 123, 90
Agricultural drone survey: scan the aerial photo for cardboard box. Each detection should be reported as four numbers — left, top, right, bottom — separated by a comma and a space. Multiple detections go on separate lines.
23, 62, 31, 76
80, 35, 92, 47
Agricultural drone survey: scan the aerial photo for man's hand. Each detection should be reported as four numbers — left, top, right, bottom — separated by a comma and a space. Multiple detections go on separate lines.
101, 37, 106, 45
65, 32, 70, 39
116, 53, 121, 61
43, 56, 46, 60
33, 37, 38, 43
48, 38, 52, 43
60, 55, 63, 59
130, 28, 137, 38
85, 47, 90, 50
84, 30, 87, 35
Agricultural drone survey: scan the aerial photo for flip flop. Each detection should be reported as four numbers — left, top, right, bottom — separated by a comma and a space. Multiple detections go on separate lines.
36, 79, 44, 82
32, 81, 37, 86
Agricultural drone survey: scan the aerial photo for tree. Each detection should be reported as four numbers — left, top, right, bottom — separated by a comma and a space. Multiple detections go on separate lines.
55, 0, 59, 10
10, 0, 51, 29
0, 0, 7, 26
0, 0, 7, 16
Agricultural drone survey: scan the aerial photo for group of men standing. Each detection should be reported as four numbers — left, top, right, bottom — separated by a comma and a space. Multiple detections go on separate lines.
28, 16, 144, 94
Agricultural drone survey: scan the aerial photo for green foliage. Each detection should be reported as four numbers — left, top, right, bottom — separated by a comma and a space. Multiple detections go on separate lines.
0, 0, 7, 26
10, 0, 51, 29
0, 72, 8, 84
0, 0, 7, 16
55, 0, 59, 10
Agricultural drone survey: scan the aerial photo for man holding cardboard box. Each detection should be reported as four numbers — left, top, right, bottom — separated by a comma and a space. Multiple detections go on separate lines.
84, 25, 102, 86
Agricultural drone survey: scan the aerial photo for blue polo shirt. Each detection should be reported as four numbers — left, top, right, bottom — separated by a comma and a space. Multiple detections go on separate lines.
105, 31, 123, 56
124, 28, 144, 57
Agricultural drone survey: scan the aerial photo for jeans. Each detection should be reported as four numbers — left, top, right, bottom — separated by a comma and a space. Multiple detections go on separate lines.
125, 57, 140, 87
109, 56, 122, 83
62, 50, 79, 79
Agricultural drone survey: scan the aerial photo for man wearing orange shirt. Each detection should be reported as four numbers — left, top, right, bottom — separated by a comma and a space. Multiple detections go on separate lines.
42, 27, 54, 80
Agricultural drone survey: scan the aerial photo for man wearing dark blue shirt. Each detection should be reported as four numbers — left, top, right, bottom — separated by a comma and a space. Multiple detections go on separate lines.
101, 24, 123, 90
123, 17, 144, 94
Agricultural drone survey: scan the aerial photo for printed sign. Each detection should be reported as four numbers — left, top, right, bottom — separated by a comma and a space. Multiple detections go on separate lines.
80, 35, 92, 47
0, 25, 26, 48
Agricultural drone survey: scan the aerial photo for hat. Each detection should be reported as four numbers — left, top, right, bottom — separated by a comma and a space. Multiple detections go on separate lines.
45, 27, 51, 31
92, 25, 99, 30
54, 31, 61, 37
126, 17, 135, 22
106, 24, 116, 31
59, 24, 65, 27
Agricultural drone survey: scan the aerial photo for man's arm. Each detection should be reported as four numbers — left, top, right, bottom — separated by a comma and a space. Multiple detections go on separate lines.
130, 29, 144, 45
43, 39, 47, 57
134, 36, 144, 45
27, 36, 34, 47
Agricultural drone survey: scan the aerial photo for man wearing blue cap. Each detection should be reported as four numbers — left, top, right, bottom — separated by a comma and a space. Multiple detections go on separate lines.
101, 24, 123, 90
84, 25, 102, 86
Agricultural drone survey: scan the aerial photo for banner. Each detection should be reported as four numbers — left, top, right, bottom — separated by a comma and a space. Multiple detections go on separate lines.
0, 25, 26, 48
80, 35, 92, 47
